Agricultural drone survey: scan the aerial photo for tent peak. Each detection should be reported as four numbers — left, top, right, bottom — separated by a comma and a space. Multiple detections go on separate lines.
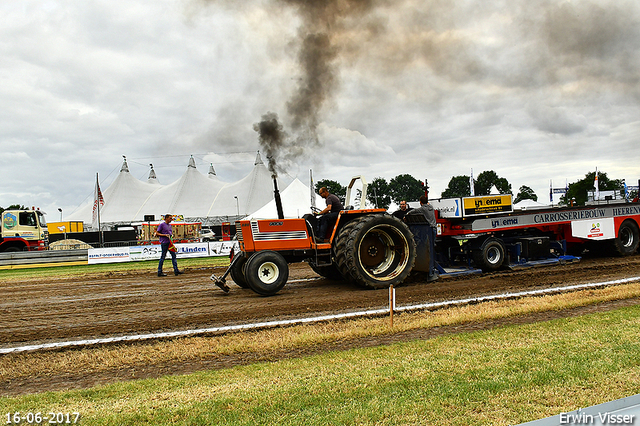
188, 155, 196, 169
120, 156, 129, 173
148, 163, 159, 183
255, 151, 264, 165
208, 163, 216, 177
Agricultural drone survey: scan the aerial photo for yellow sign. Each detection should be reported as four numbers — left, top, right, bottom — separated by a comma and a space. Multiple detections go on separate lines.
462, 195, 513, 216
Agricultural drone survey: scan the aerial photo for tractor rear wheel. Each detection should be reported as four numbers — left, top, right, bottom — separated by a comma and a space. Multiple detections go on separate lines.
244, 250, 289, 296
335, 214, 416, 289
309, 263, 344, 281
612, 220, 640, 256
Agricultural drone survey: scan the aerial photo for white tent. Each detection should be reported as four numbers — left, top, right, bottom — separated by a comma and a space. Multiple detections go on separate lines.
67, 153, 290, 228
135, 156, 227, 219
147, 164, 160, 185
243, 178, 321, 220
513, 199, 550, 210
66, 159, 162, 224
207, 153, 276, 217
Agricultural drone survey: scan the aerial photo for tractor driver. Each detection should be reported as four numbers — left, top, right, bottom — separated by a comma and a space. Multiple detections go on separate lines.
317, 187, 344, 242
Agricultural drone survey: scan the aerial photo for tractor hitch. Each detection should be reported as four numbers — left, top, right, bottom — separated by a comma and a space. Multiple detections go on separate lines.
210, 273, 231, 293
209, 250, 243, 293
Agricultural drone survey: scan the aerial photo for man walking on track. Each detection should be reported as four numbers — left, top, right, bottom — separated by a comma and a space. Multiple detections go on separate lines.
157, 214, 183, 277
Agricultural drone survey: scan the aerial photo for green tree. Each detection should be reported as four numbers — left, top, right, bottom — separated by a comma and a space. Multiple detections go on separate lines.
388, 174, 424, 204
0, 204, 27, 214
366, 177, 391, 210
514, 185, 538, 203
441, 175, 472, 198
561, 171, 623, 206
475, 171, 512, 195
315, 179, 346, 204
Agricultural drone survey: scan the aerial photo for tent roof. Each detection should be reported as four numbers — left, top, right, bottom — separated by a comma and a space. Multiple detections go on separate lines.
67, 153, 293, 226
67, 159, 162, 223
208, 160, 277, 217
513, 199, 550, 210
244, 178, 320, 220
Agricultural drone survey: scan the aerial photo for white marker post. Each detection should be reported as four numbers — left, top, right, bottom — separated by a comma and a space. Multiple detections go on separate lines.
389, 284, 396, 327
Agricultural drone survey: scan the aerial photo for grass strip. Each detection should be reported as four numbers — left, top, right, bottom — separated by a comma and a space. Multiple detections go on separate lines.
2, 283, 640, 384
1, 302, 639, 425
1, 285, 640, 425
0, 257, 228, 282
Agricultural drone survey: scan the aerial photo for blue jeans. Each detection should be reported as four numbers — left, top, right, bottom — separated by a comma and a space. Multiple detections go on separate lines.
430, 227, 437, 276
158, 242, 178, 273
318, 212, 339, 240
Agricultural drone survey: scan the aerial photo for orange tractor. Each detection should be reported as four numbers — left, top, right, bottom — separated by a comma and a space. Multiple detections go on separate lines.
211, 177, 421, 295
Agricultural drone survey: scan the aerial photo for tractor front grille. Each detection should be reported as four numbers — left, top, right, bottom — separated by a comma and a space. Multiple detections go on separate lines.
235, 222, 243, 242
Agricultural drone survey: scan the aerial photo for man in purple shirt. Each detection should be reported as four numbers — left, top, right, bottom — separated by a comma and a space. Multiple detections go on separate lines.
157, 214, 183, 277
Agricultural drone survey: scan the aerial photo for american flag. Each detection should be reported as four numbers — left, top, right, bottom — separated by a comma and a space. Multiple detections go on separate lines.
92, 173, 104, 228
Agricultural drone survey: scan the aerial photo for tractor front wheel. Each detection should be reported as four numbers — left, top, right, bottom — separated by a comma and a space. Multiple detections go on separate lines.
244, 251, 289, 296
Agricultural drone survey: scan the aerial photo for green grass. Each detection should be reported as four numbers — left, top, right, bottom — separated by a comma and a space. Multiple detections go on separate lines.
2, 304, 639, 425
0, 257, 229, 281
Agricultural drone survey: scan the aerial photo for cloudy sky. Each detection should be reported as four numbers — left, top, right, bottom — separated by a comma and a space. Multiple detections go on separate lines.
2, 0, 639, 218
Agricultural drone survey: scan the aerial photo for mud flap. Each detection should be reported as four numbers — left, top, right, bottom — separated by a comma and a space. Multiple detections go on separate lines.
408, 223, 431, 273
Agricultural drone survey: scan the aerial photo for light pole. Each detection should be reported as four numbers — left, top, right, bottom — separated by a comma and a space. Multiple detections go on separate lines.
58, 208, 62, 221
234, 196, 239, 217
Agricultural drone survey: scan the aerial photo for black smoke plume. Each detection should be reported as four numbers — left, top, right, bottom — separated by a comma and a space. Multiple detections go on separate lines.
253, 112, 287, 178
253, 0, 378, 176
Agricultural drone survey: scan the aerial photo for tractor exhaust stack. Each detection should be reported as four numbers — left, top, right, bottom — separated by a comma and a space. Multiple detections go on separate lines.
273, 178, 284, 220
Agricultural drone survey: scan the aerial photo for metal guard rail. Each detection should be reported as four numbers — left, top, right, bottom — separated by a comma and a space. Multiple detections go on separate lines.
0, 249, 88, 266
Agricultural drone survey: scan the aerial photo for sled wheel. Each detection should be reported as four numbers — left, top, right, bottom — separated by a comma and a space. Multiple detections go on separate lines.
244, 251, 289, 296
612, 220, 640, 256
473, 237, 506, 272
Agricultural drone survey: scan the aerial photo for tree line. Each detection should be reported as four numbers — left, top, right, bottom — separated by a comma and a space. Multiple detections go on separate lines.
0, 204, 27, 215
315, 170, 637, 210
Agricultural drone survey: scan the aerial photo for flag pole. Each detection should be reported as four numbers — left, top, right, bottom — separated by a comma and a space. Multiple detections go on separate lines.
310, 169, 316, 210
470, 168, 474, 196
97, 173, 103, 247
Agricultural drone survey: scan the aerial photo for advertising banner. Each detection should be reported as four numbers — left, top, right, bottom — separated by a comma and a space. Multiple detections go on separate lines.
130, 242, 215, 261
210, 241, 240, 256
174, 242, 210, 258
431, 198, 462, 218
88, 247, 131, 264
571, 217, 615, 240
89, 241, 241, 264
128, 245, 162, 261
462, 194, 513, 216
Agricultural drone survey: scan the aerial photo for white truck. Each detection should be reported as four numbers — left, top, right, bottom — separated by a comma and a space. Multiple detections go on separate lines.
0, 208, 48, 252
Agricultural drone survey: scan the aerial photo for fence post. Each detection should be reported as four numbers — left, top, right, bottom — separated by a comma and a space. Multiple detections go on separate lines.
389, 284, 395, 327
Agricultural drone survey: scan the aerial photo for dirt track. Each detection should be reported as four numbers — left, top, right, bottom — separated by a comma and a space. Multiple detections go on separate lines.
2, 255, 640, 396
2, 255, 640, 348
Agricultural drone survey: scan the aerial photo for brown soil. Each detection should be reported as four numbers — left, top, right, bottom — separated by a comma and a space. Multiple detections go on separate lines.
2, 254, 640, 396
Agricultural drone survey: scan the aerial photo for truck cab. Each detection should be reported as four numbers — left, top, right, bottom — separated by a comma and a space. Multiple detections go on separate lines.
0, 209, 48, 252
